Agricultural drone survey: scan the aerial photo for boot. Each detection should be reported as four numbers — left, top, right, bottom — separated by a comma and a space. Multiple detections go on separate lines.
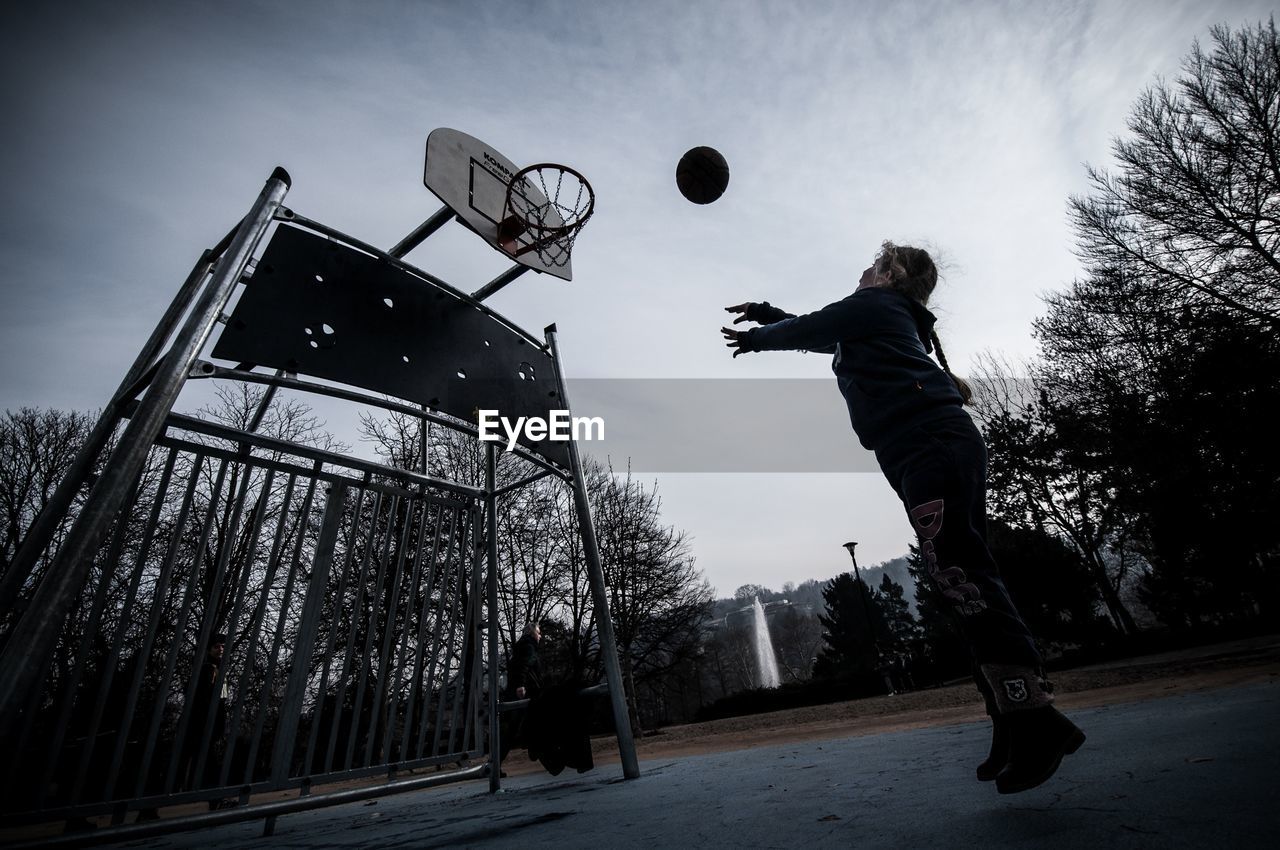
976, 716, 1010, 782
979, 663, 1085, 795
995, 705, 1086, 794
972, 672, 1008, 782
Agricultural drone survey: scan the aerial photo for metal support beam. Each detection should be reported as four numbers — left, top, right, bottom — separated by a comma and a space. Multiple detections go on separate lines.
492, 467, 557, 499
0, 248, 215, 621
485, 444, 503, 792
0, 167, 292, 739
245, 368, 285, 435
544, 324, 640, 780
13, 764, 488, 849
471, 264, 530, 302
388, 205, 455, 259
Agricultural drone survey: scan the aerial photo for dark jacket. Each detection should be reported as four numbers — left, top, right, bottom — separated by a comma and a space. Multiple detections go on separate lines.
507, 634, 543, 698
745, 288, 967, 451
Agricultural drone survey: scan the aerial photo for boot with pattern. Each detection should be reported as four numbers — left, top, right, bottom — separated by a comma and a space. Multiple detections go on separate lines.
980, 664, 1086, 794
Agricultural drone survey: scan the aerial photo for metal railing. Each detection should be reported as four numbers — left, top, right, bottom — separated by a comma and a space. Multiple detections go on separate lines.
0, 426, 484, 830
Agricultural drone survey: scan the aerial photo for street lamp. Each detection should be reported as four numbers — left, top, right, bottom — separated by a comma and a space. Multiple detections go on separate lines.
843, 541, 889, 692
842, 542, 876, 627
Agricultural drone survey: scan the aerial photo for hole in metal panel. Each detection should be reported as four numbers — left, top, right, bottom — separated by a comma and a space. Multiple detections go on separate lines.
456, 370, 467, 379
314, 274, 324, 283
402, 355, 410, 364
383, 298, 394, 309
322, 324, 335, 335
310, 340, 319, 349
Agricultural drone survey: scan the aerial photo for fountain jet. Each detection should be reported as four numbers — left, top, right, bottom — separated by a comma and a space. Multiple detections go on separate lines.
752, 596, 780, 688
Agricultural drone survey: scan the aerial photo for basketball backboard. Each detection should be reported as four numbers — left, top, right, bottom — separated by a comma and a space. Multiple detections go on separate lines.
423, 128, 575, 281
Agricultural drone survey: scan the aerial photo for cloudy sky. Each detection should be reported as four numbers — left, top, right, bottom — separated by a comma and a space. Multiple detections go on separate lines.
1, 0, 1271, 597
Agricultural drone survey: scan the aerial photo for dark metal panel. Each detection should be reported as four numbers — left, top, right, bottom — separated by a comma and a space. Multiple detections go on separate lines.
211, 226, 569, 466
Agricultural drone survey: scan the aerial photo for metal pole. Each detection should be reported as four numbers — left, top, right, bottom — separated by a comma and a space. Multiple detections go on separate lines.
485, 444, 502, 791
544, 324, 640, 780
388, 205, 455, 259
0, 167, 292, 738
2, 212, 241, 620
471, 265, 530, 302
844, 541, 885, 681
0, 249, 216, 620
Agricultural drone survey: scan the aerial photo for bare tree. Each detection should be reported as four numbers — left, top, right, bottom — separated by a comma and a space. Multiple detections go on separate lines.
702, 620, 754, 696
1069, 18, 1280, 326
593, 463, 712, 732
733, 584, 769, 604
771, 606, 823, 683
0, 408, 96, 619
966, 352, 1139, 635
188, 384, 350, 631
359, 408, 714, 730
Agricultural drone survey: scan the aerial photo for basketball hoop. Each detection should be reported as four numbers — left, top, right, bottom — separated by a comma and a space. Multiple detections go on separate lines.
497, 163, 594, 269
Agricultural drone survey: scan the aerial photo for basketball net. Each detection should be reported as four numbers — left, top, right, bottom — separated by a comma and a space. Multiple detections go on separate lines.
497, 164, 594, 270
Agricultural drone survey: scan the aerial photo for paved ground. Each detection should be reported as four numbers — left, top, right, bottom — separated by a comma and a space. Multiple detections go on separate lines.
99, 678, 1278, 849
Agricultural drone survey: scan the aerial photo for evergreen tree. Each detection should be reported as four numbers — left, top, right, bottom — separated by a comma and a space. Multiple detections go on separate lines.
874, 574, 921, 655
986, 519, 1113, 650
905, 543, 971, 683
813, 572, 883, 677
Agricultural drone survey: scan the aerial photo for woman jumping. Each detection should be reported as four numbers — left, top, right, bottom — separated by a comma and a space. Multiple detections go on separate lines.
721, 241, 1085, 794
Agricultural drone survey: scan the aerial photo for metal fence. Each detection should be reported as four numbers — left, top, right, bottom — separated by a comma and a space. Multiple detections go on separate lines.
2, 421, 483, 826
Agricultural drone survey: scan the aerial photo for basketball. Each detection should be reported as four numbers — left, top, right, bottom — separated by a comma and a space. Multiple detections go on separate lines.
676, 146, 730, 204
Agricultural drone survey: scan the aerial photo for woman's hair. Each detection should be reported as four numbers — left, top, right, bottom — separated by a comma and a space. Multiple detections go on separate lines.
873, 241, 973, 405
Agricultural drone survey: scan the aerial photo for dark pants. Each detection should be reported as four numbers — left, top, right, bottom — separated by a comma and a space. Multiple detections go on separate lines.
876, 414, 1041, 669
499, 709, 523, 764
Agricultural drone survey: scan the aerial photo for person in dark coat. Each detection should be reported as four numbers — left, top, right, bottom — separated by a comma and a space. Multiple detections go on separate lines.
721, 242, 1085, 794
501, 622, 593, 775
507, 622, 543, 702
500, 623, 542, 764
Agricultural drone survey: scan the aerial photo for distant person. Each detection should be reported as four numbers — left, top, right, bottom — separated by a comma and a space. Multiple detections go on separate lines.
508, 622, 544, 702
893, 652, 915, 693
501, 622, 593, 776
500, 622, 543, 764
722, 242, 1085, 794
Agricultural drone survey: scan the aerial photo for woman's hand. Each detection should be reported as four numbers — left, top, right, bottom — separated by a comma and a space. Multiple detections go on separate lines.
721, 326, 752, 358
724, 303, 755, 325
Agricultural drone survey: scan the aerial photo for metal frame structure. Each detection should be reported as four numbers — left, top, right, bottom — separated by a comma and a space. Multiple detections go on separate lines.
0, 167, 638, 844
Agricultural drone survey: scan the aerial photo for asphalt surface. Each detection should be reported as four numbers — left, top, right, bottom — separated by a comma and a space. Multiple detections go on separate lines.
86, 677, 1279, 849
